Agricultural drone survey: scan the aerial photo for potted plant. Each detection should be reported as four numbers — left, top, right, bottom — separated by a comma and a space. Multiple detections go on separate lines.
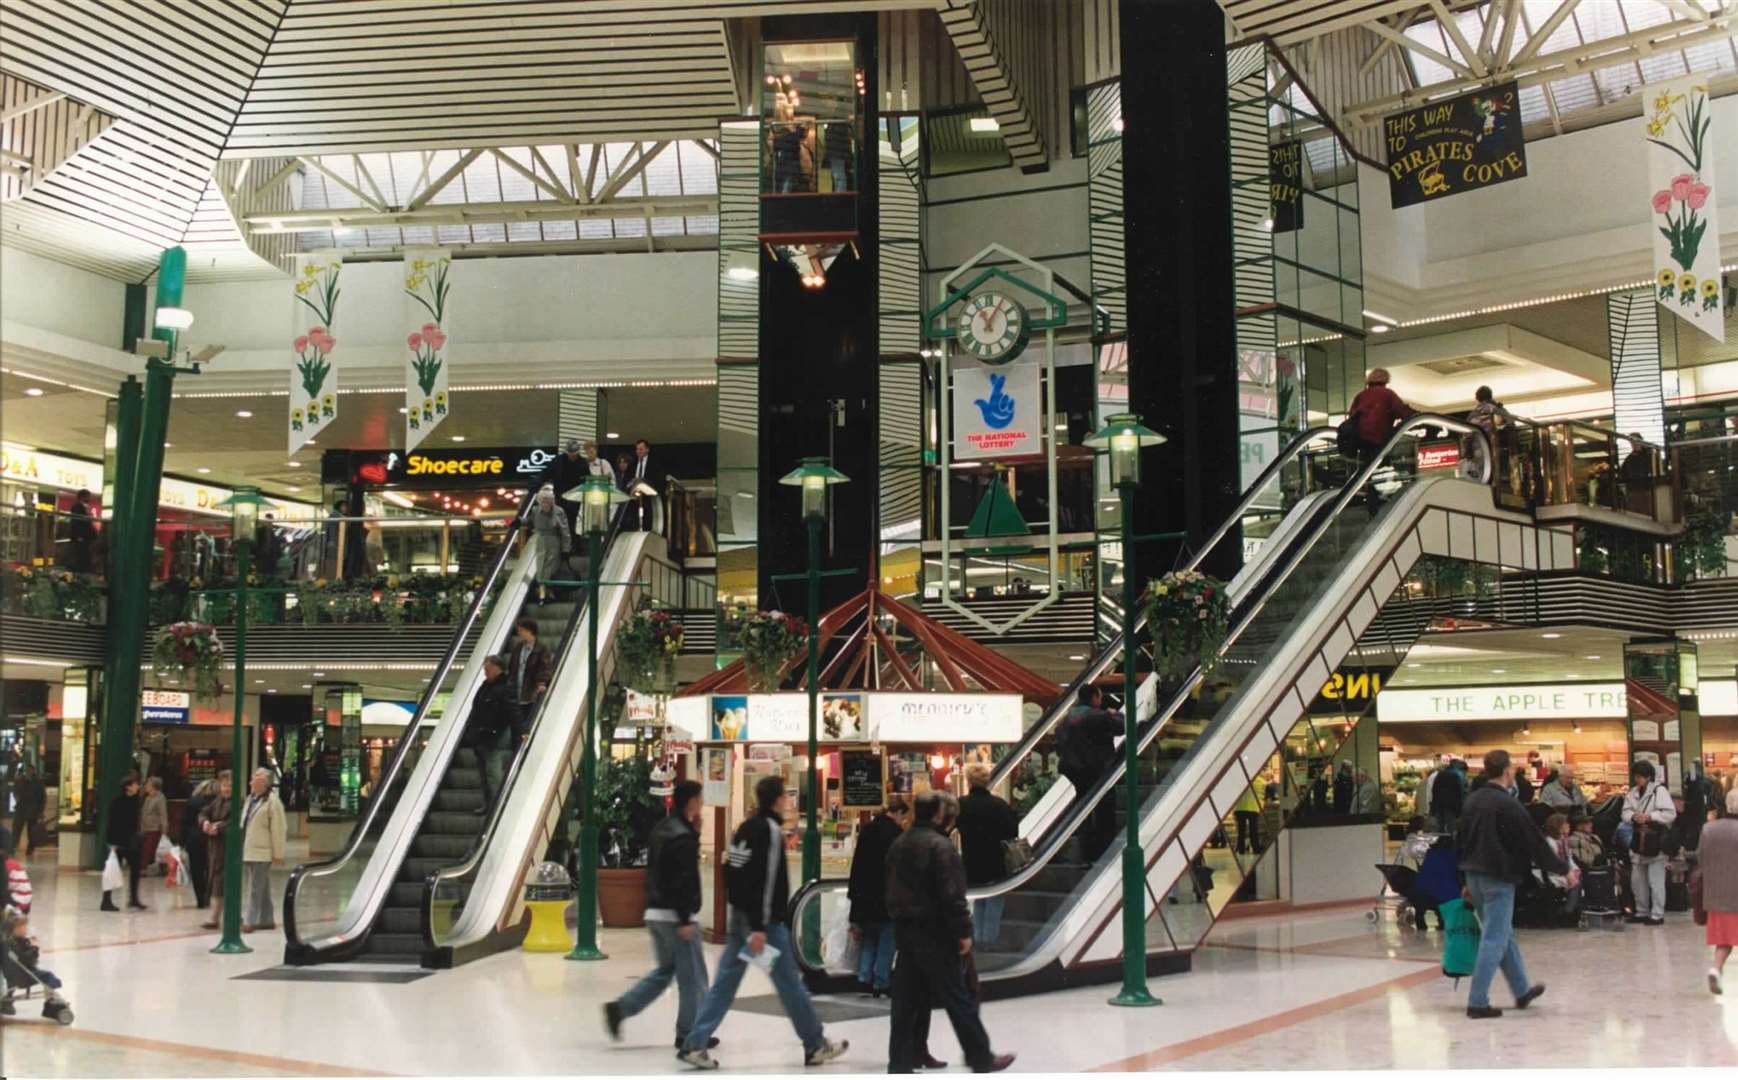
737, 609, 807, 691
593, 754, 665, 927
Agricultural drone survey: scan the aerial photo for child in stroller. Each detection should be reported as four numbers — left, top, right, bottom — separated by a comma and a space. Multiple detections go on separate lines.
1, 906, 73, 1024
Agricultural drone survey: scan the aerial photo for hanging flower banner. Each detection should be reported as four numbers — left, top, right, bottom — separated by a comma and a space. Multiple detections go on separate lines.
1645, 76, 1723, 343
289, 251, 343, 454
402, 248, 453, 451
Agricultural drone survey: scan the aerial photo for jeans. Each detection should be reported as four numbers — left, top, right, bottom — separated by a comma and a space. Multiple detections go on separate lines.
244, 860, 274, 926
1463, 871, 1531, 1009
856, 921, 894, 990
683, 915, 824, 1054
972, 897, 1004, 946
616, 920, 710, 1043
889, 935, 993, 1073
1631, 854, 1667, 919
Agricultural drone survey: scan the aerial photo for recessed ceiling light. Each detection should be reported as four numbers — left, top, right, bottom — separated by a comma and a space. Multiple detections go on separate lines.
449, 435, 465, 442
286, 485, 301, 492
254, 679, 265, 684
24, 387, 43, 397
163, 442, 173, 448
235, 410, 253, 418
1540, 632, 1561, 639
197, 467, 211, 474
301, 684, 312, 689
288, 461, 302, 468
1491, 668, 1506, 674
312, 671, 326, 677
1370, 324, 1390, 334
1067, 655, 1086, 661
398, 407, 408, 414
1585, 655, 1601, 660
606, 432, 620, 439
266, 688, 278, 694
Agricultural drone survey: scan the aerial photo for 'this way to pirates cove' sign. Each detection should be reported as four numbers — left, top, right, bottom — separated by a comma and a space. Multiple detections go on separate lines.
1385, 81, 1527, 209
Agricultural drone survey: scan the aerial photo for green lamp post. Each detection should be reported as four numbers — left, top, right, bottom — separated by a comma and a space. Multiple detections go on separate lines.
1084, 412, 1166, 1007
777, 456, 849, 885
564, 473, 627, 961
212, 485, 267, 955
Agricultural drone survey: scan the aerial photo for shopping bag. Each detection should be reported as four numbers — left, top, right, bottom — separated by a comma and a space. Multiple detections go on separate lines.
100, 848, 123, 892
822, 905, 855, 976
162, 843, 184, 890
1439, 897, 1480, 983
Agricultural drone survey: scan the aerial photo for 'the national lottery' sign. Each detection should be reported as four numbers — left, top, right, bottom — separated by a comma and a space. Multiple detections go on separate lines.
953, 362, 1040, 459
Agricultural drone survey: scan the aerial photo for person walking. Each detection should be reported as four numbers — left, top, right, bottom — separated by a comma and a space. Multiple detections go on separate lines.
955, 764, 1017, 946
677, 777, 846, 1070
1431, 758, 1466, 835
240, 768, 287, 932
198, 771, 234, 930
1698, 790, 1738, 994
1623, 760, 1677, 925
606, 781, 714, 1050
885, 790, 1016, 1075
545, 439, 591, 540
182, 778, 216, 909
624, 439, 660, 533
465, 655, 516, 813
9, 766, 44, 857
1057, 685, 1122, 858
101, 773, 146, 912
847, 798, 907, 996
1539, 764, 1587, 811
138, 776, 168, 872
68, 488, 96, 574
523, 486, 571, 602
1456, 750, 1570, 1018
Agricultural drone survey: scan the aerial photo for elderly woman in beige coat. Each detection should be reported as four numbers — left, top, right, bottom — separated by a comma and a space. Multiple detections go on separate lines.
1700, 789, 1738, 995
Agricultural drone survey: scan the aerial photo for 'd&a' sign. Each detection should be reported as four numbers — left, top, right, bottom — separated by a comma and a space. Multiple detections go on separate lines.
953, 362, 1040, 459
1385, 81, 1526, 209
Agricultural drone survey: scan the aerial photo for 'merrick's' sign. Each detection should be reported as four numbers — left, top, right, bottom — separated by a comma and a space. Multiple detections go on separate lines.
1385, 82, 1527, 209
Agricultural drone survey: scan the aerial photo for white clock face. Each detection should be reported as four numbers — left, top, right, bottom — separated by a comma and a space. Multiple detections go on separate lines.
956, 292, 1028, 364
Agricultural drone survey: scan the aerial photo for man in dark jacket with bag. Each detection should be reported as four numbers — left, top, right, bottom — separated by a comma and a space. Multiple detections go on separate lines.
1058, 685, 1121, 859
847, 798, 908, 995
955, 764, 1018, 945
101, 773, 146, 912
606, 781, 713, 1051
677, 776, 846, 1071
886, 790, 1015, 1075
1456, 749, 1573, 1018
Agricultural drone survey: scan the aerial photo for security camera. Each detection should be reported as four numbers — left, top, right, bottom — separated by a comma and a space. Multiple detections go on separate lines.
132, 338, 169, 359
191, 345, 226, 365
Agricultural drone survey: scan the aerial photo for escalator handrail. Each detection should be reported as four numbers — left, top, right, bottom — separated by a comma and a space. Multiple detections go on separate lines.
982, 425, 1337, 794
789, 415, 1487, 960
283, 489, 540, 952
418, 510, 629, 952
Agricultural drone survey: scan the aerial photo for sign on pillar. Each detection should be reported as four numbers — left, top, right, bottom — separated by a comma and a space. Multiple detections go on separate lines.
1623, 638, 1702, 794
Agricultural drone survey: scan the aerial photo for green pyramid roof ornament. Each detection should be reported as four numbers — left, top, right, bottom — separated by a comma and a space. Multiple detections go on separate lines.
963, 465, 1032, 556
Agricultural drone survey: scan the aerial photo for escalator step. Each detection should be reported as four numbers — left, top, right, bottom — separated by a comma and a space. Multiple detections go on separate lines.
1001, 890, 1071, 923
424, 810, 485, 836
432, 790, 484, 813
363, 932, 424, 957
397, 857, 449, 884
443, 768, 484, 790
389, 883, 425, 908
413, 834, 476, 860
378, 907, 424, 935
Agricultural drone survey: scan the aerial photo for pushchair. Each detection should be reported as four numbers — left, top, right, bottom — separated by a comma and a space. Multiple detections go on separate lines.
1372, 834, 1458, 929
1, 908, 73, 1025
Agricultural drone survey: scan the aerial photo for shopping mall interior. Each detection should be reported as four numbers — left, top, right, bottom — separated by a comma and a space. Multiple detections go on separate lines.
2, 0, 1738, 1074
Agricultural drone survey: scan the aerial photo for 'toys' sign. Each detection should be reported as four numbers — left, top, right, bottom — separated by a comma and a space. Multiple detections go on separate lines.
405, 454, 504, 477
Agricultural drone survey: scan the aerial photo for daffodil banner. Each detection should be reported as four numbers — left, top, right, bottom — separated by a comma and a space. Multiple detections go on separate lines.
289, 251, 343, 455
1645, 76, 1723, 343
402, 248, 454, 451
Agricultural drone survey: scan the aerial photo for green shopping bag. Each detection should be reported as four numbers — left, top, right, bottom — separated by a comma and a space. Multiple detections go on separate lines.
1439, 897, 1480, 983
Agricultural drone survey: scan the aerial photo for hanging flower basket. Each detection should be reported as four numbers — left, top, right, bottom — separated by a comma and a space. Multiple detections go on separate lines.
615, 607, 684, 693
1141, 570, 1230, 683
738, 609, 808, 692
151, 622, 225, 699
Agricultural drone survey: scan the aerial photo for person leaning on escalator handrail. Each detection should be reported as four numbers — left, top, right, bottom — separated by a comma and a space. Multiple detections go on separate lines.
1056, 685, 1122, 858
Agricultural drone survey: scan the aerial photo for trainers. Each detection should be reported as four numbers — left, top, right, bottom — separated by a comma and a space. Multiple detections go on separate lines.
604, 1001, 623, 1041
677, 1048, 719, 1070
805, 1038, 848, 1066
1515, 984, 1545, 1009
675, 1038, 720, 1050
1466, 1005, 1502, 1019
1710, 971, 1724, 996
973, 1053, 1017, 1073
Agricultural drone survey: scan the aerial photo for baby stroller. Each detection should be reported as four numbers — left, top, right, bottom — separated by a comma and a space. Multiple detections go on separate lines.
1, 907, 73, 1025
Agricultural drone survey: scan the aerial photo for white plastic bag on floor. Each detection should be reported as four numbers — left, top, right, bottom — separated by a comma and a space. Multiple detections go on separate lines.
822, 904, 855, 976
101, 848, 123, 892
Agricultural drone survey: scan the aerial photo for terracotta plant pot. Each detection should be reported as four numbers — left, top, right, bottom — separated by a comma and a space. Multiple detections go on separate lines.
597, 867, 648, 928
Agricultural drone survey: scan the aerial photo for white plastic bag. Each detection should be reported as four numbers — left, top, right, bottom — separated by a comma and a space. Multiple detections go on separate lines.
162, 843, 184, 890
821, 904, 855, 976
101, 848, 123, 892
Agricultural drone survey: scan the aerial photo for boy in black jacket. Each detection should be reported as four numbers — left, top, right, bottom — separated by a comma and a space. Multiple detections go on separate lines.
677, 777, 846, 1071
606, 781, 713, 1050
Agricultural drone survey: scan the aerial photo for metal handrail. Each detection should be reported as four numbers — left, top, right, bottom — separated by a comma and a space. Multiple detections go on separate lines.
418, 511, 627, 954
282, 488, 540, 958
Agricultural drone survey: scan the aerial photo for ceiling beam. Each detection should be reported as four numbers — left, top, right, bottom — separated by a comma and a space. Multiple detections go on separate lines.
252, 159, 302, 199
324, 233, 716, 262
1495, 0, 1523, 71
1429, 0, 1489, 77
298, 155, 387, 213
1511, 0, 1583, 67
1358, 9, 1422, 79
1, 90, 64, 124
489, 147, 573, 204
1366, 17, 1480, 80
407, 148, 483, 211
244, 194, 717, 233
596, 140, 671, 202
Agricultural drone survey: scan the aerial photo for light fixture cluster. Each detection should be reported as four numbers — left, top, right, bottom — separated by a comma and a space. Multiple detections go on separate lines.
800, 272, 826, 289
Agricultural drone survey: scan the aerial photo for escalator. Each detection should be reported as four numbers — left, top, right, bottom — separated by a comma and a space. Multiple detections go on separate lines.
283, 498, 637, 966
793, 415, 1587, 994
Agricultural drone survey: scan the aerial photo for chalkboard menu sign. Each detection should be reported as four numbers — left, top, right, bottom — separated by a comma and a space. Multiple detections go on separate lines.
1384, 81, 1526, 209
1269, 139, 1303, 233
841, 749, 884, 808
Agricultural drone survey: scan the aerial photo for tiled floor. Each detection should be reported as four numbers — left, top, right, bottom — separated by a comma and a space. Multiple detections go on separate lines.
3, 847, 1735, 1077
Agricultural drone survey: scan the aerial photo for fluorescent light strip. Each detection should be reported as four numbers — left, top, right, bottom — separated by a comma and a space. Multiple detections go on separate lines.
137, 661, 439, 672
0, 367, 113, 397
171, 378, 717, 400
1392, 261, 1738, 330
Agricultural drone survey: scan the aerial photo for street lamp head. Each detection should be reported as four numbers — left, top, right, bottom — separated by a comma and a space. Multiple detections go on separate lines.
217, 485, 267, 544
779, 456, 850, 520
154, 306, 195, 331
567, 474, 627, 535
1086, 413, 1165, 488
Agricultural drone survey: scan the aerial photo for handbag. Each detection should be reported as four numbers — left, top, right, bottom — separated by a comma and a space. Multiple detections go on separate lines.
1690, 869, 1708, 927
1629, 786, 1667, 859
1439, 897, 1481, 982
1002, 837, 1034, 876
100, 848, 124, 892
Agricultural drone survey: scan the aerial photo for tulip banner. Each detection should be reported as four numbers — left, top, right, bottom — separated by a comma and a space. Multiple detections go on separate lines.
402, 248, 454, 451
288, 251, 343, 455
1645, 76, 1723, 343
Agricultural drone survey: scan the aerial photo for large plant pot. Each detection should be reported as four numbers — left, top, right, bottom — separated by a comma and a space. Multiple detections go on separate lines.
598, 867, 647, 928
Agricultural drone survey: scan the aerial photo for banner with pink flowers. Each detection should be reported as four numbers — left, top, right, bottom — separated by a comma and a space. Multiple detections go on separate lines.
288, 251, 343, 455
402, 248, 453, 451
1645, 76, 1723, 343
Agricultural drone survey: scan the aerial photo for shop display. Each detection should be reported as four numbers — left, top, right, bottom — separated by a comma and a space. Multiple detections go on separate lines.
840, 749, 883, 808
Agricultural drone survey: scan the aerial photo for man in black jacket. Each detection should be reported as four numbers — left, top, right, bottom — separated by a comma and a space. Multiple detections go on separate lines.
102, 772, 145, 912
607, 781, 714, 1050
1058, 685, 1121, 857
678, 776, 846, 1071
955, 764, 1017, 945
1456, 749, 1574, 1019
886, 791, 1015, 1075
847, 798, 908, 995
465, 656, 515, 813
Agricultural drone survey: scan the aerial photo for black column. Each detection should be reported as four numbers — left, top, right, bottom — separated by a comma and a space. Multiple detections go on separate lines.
758, 13, 880, 612
1119, 0, 1240, 581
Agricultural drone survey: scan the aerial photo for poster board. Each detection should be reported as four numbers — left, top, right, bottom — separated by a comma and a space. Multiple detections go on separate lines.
840, 749, 885, 808
1385, 81, 1526, 208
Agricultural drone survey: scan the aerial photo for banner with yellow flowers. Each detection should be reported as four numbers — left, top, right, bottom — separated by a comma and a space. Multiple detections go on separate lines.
288, 251, 343, 455
1645, 76, 1723, 343
402, 249, 453, 452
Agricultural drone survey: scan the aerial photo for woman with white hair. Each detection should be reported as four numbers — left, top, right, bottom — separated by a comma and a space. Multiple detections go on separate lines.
523, 484, 572, 602
1697, 789, 1738, 995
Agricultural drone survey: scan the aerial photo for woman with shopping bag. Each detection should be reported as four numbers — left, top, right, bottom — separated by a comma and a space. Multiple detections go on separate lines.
101, 774, 146, 912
